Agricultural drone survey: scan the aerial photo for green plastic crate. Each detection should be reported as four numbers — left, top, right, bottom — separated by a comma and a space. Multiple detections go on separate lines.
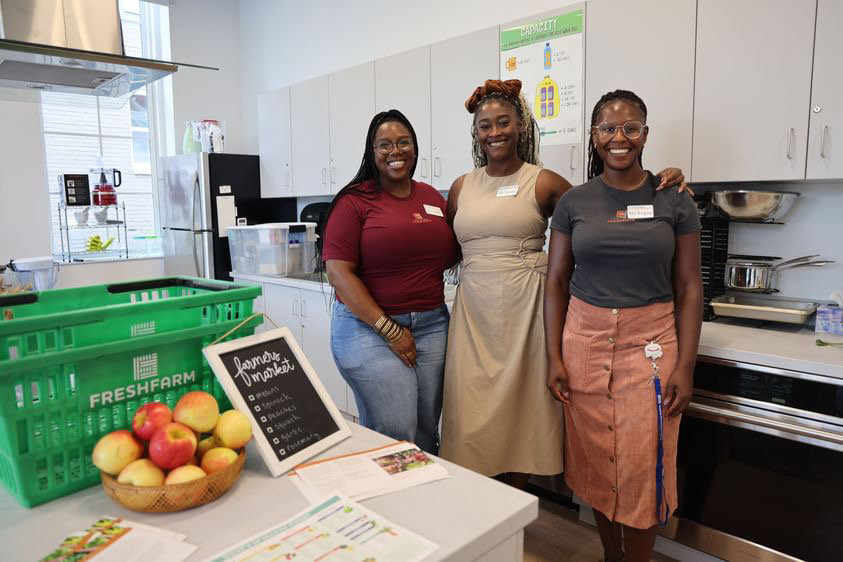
0, 277, 261, 507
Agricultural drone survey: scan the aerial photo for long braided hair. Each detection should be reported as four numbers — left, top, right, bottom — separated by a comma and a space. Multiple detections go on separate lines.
470, 92, 541, 169
587, 89, 648, 179
320, 109, 418, 258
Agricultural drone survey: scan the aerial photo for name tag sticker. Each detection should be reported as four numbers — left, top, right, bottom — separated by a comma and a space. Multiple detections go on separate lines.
423, 204, 444, 217
627, 205, 655, 219
496, 185, 519, 197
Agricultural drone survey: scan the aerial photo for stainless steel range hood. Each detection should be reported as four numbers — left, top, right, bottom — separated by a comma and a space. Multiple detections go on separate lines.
0, 0, 216, 96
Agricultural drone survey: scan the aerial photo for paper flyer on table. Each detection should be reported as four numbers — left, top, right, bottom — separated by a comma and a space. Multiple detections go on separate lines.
290, 441, 449, 501
39, 516, 197, 562
204, 494, 439, 562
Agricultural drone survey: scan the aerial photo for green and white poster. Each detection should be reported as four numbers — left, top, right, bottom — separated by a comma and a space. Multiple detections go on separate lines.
500, 10, 584, 146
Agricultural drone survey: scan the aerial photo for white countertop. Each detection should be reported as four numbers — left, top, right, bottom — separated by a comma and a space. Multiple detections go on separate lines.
231, 271, 331, 292
699, 319, 843, 379
0, 423, 537, 561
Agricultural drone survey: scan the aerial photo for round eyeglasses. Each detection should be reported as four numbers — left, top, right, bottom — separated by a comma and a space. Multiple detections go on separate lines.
592, 121, 647, 140
373, 139, 414, 155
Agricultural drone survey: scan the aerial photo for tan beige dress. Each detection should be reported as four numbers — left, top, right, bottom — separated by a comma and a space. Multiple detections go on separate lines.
440, 163, 565, 476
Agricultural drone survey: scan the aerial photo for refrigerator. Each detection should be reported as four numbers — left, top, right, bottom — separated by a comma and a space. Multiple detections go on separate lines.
158, 153, 297, 280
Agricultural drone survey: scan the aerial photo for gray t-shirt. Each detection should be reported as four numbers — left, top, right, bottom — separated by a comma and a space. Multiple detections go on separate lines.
550, 173, 701, 308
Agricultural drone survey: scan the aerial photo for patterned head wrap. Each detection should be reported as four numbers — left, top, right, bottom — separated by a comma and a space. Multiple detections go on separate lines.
465, 79, 523, 113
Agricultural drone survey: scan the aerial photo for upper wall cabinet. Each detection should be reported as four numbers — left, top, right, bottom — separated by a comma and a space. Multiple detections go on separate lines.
692, 0, 816, 182
258, 87, 293, 198
807, 0, 843, 180
329, 62, 375, 192
586, 0, 695, 177
375, 46, 433, 183
291, 76, 331, 196
430, 27, 500, 190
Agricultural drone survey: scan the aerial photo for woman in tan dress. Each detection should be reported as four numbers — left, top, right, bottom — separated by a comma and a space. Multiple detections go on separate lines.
440, 80, 685, 486
544, 90, 702, 562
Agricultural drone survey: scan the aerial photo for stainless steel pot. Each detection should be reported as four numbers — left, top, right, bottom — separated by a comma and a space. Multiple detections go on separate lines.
725, 255, 835, 292
710, 190, 800, 221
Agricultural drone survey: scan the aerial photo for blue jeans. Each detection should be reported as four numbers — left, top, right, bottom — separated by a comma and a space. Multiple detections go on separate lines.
330, 302, 449, 454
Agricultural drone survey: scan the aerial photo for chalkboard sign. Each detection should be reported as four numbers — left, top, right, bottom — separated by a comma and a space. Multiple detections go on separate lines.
203, 327, 351, 477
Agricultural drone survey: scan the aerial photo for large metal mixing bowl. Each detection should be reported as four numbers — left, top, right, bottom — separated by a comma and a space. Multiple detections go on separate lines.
710, 190, 800, 221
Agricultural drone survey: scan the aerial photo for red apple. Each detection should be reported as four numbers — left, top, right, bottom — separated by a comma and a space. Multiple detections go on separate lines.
92, 430, 143, 475
213, 410, 252, 449
164, 465, 207, 485
117, 459, 165, 487
173, 391, 219, 433
201, 447, 239, 474
148, 422, 197, 469
132, 402, 172, 440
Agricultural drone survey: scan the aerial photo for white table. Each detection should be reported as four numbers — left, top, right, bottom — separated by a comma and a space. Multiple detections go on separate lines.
0, 423, 537, 561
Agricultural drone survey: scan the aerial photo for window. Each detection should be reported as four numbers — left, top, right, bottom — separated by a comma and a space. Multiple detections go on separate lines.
41, 0, 170, 260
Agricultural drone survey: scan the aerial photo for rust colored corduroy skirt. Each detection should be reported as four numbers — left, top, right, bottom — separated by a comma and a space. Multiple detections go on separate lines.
562, 295, 680, 529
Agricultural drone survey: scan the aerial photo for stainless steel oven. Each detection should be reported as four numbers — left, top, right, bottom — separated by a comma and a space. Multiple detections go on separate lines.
664, 356, 843, 561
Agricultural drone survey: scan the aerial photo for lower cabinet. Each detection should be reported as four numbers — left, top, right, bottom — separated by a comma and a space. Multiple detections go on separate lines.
258, 283, 355, 418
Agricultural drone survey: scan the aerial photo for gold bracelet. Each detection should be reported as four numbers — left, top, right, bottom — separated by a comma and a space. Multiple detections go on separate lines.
373, 314, 389, 334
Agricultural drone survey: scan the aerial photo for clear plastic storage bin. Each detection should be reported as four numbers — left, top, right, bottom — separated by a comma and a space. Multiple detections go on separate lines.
227, 222, 317, 276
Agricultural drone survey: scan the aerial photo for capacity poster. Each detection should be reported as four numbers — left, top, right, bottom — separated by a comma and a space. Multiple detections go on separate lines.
500, 10, 584, 146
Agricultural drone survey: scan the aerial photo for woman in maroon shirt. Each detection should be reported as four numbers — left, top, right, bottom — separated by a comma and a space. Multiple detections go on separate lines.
322, 110, 459, 453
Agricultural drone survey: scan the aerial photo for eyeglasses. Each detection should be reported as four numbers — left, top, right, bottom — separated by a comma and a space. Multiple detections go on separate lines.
592, 121, 647, 139
373, 138, 414, 155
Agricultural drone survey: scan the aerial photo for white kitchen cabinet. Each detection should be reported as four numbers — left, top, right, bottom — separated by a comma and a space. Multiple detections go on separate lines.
262, 283, 350, 415
375, 46, 432, 183
807, 0, 843, 180
291, 75, 332, 196
329, 62, 376, 193
585, 0, 695, 178
263, 283, 301, 337
257, 87, 293, 198
692, 0, 816, 182
298, 288, 349, 417
430, 26, 500, 190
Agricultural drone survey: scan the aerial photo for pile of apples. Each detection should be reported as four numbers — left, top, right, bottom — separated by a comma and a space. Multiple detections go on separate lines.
92, 391, 252, 487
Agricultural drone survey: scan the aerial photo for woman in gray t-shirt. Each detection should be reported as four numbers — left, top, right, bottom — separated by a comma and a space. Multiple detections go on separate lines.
544, 90, 703, 562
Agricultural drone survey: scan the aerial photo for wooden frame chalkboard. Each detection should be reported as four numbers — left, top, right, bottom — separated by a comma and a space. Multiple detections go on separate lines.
203, 327, 351, 477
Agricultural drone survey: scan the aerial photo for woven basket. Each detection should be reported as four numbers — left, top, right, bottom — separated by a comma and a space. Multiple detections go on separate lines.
100, 450, 246, 512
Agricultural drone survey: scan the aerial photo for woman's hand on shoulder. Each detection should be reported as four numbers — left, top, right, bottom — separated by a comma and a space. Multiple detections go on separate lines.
446, 175, 466, 224
654, 167, 694, 196
536, 169, 573, 218
389, 328, 417, 367
664, 367, 693, 417
546, 360, 570, 405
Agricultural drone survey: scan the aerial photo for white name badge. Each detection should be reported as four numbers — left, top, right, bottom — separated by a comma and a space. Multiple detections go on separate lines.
627, 205, 655, 219
496, 185, 519, 197
423, 204, 444, 217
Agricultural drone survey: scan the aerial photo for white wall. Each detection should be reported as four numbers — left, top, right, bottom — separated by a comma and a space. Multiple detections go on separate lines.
170, 0, 246, 154
0, 90, 53, 264
237, 0, 581, 153
726, 182, 843, 302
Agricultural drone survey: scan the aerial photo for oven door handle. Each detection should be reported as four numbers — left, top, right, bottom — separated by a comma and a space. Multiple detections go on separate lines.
686, 401, 843, 449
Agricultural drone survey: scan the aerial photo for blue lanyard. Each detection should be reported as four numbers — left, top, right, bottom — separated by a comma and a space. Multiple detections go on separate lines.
653, 371, 669, 526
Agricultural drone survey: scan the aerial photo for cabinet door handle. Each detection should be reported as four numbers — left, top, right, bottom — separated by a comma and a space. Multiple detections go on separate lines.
786, 128, 795, 160
322, 168, 327, 184
569, 145, 577, 170
292, 298, 299, 316
821, 124, 829, 158
330, 166, 336, 183
433, 157, 441, 177
420, 158, 429, 178
300, 299, 307, 318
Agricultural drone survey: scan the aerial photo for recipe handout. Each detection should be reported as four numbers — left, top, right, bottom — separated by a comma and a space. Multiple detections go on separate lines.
204, 494, 438, 562
289, 441, 450, 502
39, 516, 197, 562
